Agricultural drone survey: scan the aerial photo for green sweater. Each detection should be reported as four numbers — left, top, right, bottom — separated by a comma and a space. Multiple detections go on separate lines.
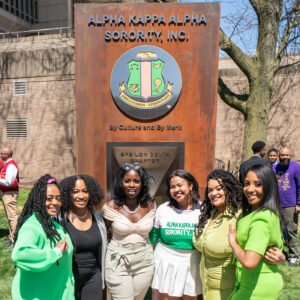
11, 214, 74, 300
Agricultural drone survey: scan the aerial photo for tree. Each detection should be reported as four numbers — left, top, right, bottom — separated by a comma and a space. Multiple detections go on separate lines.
219, 0, 300, 159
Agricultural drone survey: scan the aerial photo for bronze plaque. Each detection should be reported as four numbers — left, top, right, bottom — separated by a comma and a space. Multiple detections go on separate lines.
75, 3, 220, 196
107, 142, 184, 204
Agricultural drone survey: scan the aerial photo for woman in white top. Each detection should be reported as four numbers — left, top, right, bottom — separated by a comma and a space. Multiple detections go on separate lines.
150, 169, 202, 300
101, 163, 156, 300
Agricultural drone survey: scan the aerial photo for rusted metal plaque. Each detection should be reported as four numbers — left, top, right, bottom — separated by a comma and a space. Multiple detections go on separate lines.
75, 3, 220, 196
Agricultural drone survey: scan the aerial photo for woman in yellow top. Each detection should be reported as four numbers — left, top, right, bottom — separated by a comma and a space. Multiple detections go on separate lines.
193, 169, 242, 300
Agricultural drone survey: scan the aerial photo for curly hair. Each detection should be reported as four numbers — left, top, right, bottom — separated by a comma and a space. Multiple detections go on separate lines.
197, 169, 242, 236
59, 175, 104, 214
166, 169, 201, 210
14, 174, 61, 245
113, 164, 153, 207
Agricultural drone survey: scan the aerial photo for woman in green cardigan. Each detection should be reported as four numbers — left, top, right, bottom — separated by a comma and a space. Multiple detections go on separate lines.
11, 174, 74, 300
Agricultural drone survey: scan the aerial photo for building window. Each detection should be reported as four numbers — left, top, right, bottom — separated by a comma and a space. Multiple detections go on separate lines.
6, 119, 28, 138
13, 81, 27, 96
0, 0, 38, 24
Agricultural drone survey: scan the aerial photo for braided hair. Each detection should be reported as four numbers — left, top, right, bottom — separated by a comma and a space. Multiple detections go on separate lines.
59, 174, 104, 214
14, 174, 61, 245
197, 169, 242, 236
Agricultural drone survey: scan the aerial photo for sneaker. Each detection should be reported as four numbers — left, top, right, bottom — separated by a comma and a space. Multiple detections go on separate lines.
288, 257, 299, 266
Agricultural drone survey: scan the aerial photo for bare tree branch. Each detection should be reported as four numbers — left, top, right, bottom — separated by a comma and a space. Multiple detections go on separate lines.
220, 29, 256, 82
277, 0, 300, 61
275, 59, 300, 73
248, 0, 260, 17
218, 76, 247, 115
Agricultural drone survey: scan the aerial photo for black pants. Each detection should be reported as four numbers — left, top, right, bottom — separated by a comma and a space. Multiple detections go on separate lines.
78, 268, 102, 300
282, 207, 299, 258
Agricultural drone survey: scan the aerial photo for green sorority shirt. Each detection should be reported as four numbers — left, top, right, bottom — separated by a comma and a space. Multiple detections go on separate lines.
150, 202, 200, 250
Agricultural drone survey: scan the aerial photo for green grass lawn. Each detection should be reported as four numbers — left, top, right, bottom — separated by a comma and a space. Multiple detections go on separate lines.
0, 190, 28, 300
1, 191, 300, 299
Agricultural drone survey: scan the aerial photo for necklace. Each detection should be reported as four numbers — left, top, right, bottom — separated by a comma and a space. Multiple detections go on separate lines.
123, 203, 140, 214
70, 208, 88, 219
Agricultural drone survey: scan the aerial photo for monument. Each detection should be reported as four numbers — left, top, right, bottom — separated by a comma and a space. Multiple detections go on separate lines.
75, 3, 220, 200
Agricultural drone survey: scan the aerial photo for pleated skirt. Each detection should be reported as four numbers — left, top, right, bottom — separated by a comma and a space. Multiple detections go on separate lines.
152, 242, 202, 297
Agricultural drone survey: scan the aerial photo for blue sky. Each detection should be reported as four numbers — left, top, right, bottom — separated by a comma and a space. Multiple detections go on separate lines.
180, 0, 257, 55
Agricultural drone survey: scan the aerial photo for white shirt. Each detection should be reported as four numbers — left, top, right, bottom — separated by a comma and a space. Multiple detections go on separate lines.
0, 158, 18, 186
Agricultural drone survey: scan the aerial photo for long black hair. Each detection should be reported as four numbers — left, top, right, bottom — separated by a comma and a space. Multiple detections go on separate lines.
167, 169, 201, 209
59, 174, 104, 213
113, 163, 153, 207
14, 174, 61, 245
242, 164, 283, 226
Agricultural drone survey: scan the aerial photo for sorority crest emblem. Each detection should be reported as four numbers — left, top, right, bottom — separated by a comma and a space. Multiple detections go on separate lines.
110, 45, 182, 120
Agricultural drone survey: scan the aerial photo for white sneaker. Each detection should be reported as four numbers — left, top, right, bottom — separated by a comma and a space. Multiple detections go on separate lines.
288, 257, 299, 266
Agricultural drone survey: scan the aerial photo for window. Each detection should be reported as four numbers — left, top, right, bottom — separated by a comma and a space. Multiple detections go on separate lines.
13, 81, 27, 96
6, 119, 28, 138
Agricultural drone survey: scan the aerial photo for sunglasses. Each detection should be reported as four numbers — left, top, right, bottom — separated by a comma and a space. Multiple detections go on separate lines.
122, 163, 142, 171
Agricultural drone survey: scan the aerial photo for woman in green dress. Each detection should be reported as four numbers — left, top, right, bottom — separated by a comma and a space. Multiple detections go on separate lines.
193, 169, 242, 300
228, 164, 284, 299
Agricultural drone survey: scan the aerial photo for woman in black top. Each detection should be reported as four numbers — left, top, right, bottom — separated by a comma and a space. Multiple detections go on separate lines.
59, 175, 107, 300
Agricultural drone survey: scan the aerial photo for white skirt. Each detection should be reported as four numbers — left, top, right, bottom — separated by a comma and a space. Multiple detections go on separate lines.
152, 242, 202, 297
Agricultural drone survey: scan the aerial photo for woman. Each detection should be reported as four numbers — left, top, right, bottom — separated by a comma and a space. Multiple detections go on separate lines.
150, 169, 202, 300
59, 175, 107, 300
101, 163, 155, 300
11, 175, 74, 300
228, 164, 284, 299
193, 169, 242, 300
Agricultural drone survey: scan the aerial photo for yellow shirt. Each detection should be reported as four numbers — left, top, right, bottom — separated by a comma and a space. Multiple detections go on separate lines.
193, 208, 242, 300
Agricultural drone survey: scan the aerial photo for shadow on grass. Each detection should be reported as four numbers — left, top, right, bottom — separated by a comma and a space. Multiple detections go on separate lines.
0, 228, 9, 238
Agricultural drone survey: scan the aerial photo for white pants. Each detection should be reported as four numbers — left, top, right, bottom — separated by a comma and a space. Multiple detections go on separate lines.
105, 240, 154, 300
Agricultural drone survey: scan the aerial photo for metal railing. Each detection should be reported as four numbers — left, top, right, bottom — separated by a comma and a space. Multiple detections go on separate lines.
0, 27, 73, 39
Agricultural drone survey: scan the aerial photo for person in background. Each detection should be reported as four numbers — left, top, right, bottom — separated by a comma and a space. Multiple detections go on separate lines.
273, 147, 300, 266
11, 175, 74, 300
0, 159, 4, 171
102, 163, 155, 300
267, 148, 278, 166
150, 169, 202, 300
193, 169, 242, 300
0, 147, 19, 246
239, 140, 269, 184
228, 164, 284, 299
59, 175, 107, 300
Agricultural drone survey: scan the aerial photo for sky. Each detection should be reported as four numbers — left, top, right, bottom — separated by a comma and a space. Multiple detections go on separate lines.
179, 0, 258, 55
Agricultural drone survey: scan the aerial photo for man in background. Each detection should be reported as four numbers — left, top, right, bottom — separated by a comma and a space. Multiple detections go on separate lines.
273, 147, 300, 266
239, 140, 269, 184
267, 147, 278, 166
0, 147, 19, 246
